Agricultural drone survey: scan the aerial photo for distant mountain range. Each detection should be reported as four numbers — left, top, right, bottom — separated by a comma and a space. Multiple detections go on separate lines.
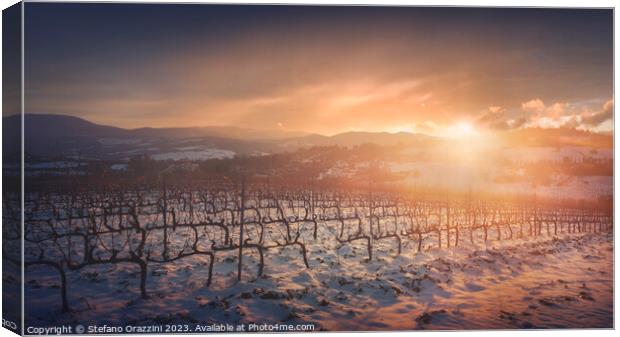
2, 114, 612, 161
2, 114, 439, 161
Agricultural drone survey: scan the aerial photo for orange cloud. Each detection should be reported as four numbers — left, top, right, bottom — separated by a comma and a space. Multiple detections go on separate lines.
521, 99, 546, 113
520, 98, 612, 131
581, 99, 613, 127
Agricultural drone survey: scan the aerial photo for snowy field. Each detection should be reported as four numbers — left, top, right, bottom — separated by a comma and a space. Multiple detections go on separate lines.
19, 224, 612, 330
151, 149, 235, 161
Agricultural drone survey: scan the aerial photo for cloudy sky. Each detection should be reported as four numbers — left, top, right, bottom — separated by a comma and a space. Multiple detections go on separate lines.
24, 4, 613, 136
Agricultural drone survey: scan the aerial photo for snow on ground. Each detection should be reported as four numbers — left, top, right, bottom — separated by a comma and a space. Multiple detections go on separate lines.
151, 149, 235, 161
26, 161, 86, 169
494, 176, 613, 199
502, 146, 613, 163
389, 160, 611, 199
110, 164, 129, 171
175, 146, 205, 151
23, 229, 612, 330
98, 138, 147, 146
390, 162, 491, 189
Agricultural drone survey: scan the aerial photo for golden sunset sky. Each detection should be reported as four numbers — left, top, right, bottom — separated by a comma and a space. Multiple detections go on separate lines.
23, 5, 613, 136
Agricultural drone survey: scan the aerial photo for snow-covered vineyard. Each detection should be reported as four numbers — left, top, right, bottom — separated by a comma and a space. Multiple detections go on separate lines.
3, 182, 613, 330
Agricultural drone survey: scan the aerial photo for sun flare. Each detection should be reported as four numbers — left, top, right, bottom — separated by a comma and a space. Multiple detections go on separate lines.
441, 121, 478, 139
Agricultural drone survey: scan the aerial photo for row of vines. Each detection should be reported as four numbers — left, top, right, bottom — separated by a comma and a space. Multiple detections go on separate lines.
2, 179, 612, 312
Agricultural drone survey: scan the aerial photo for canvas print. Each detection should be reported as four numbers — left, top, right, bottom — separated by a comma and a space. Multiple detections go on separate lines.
2, 2, 614, 334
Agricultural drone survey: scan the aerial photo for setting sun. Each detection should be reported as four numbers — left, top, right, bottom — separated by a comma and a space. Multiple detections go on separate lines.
441, 121, 479, 138
456, 122, 476, 136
